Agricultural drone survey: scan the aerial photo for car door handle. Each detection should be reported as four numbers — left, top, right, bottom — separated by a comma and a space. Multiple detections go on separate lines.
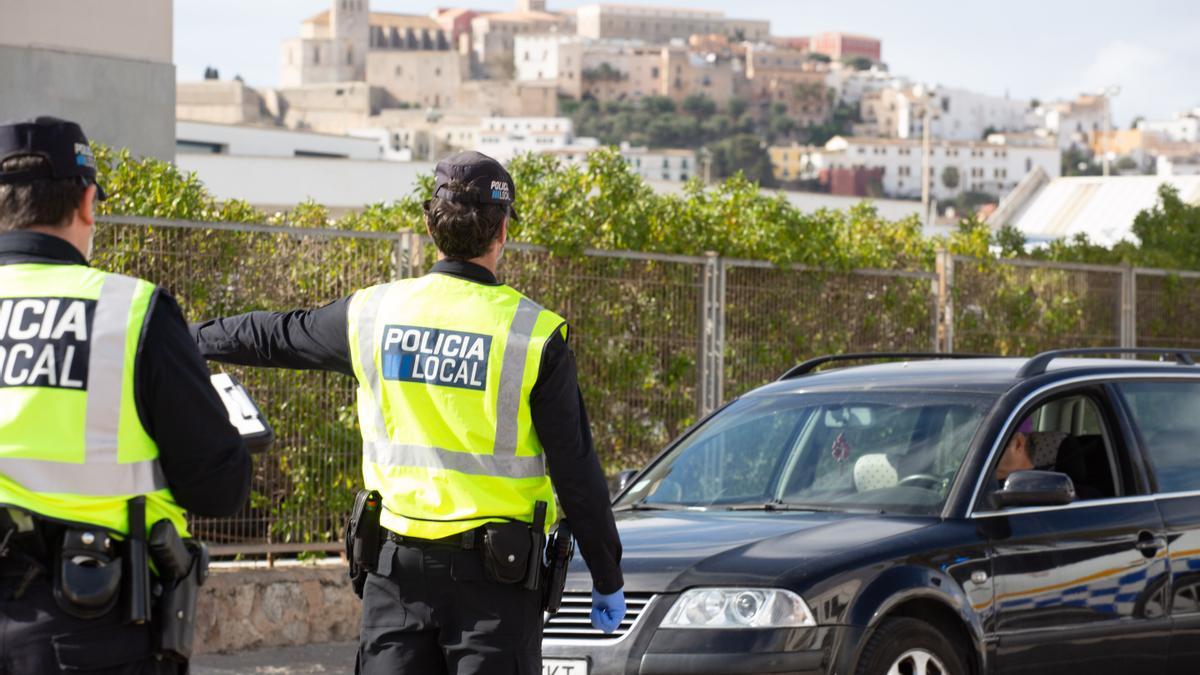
1135, 532, 1167, 556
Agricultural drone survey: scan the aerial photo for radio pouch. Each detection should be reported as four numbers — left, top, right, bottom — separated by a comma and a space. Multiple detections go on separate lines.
54, 528, 122, 620
346, 490, 382, 598
481, 521, 532, 585
543, 520, 575, 614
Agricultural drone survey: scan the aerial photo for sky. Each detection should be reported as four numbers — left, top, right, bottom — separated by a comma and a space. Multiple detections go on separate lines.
175, 0, 1200, 126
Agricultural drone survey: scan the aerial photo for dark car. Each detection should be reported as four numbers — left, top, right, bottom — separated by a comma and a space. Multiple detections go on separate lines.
541, 348, 1200, 675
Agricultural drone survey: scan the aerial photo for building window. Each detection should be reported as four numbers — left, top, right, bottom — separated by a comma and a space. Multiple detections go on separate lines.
395, 65, 403, 76
313, 46, 320, 64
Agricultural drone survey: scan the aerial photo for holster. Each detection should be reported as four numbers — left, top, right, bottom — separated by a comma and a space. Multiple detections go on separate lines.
149, 520, 208, 660
53, 528, 122, 619
542, 520, 575, 614
346, 490, 382, 598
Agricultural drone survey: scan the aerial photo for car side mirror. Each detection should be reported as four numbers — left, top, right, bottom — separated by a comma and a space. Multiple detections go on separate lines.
610, 469, 639, 497
993, 470, 1076, 508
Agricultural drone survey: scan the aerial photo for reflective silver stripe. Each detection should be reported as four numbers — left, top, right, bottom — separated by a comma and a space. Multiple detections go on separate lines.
493, 298, 542, 457
84, 274, 138, 463
357, 285, 392, 442
366, 441, 546, 479
0, 457, 166, 496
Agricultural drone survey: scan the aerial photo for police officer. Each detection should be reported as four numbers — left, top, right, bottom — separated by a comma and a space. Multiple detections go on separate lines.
191, 151, 625, 674
0, 117, 252, 673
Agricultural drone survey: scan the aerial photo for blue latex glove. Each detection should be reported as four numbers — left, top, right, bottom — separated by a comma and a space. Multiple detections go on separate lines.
591, 587, 626, 634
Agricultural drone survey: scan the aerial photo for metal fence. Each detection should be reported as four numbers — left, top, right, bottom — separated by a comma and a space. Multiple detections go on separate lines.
89, 216, 1200, 557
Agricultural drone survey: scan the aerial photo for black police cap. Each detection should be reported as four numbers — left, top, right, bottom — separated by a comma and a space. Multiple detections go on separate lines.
0, 116, 106, 200
433, 150, 518, 220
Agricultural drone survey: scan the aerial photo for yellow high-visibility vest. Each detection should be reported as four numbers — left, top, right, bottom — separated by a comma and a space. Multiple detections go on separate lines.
347, 273, 564, 539
0, 263, 187, 536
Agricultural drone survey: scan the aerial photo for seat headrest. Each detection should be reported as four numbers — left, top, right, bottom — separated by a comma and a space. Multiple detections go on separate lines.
854, 453, 898, 492
1027, 431, 1068, 468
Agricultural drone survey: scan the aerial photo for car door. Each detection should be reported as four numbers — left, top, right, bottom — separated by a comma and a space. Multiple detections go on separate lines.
1112, 378, 1200, 675
975, 386, 1170, 675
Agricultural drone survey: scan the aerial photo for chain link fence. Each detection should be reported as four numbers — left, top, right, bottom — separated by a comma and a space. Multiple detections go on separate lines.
89, 216, 1200, 557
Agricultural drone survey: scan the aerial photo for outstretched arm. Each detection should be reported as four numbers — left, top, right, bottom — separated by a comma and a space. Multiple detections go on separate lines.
189, 296, 355, 376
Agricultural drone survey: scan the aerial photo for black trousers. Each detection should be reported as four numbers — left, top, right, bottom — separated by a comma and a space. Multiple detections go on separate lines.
357, 539, 543, 675
0, 564, 180, 674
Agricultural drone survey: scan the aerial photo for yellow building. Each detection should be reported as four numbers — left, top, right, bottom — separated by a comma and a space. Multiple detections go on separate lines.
769, 143, 819, 183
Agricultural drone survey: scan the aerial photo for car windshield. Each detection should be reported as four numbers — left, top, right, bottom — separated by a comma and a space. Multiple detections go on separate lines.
617, 391, 996, 515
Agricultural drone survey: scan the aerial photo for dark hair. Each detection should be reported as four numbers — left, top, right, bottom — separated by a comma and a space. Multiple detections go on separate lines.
0, 155, 87, 231
423, 181, 509, 260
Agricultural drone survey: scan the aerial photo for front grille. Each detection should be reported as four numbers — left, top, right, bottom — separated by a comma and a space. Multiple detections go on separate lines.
543, 592, 656, 641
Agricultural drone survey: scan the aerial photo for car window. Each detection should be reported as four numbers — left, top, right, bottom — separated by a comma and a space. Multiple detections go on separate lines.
1116, 381, 1200, 493
989, 393, 1124, 500
620, 391, 995, 515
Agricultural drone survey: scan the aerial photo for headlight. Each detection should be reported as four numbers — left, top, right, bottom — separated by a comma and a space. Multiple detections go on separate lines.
661, 588, 816, 628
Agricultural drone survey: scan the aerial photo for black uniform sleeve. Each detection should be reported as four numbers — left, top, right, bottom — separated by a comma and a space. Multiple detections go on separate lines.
136, 291, 251, 518
531, 331, 625, 595
188, 297, 354, 377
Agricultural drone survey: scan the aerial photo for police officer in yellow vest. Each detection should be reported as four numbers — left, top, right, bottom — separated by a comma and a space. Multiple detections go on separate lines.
0, 117, 252, 673
191, 151, 625, 674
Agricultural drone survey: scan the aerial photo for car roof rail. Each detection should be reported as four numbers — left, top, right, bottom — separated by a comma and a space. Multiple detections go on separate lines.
778, 352, 995, 380
1017, 347, 1200, 378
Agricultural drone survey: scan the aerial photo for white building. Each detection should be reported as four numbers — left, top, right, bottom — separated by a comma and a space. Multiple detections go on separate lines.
621, 146, 698, 183
0, 0, 175, 159
514, 34, 588, 97
476, 116, 599, 162
1139, 109, 1200, 144
825, 64, 906, 106
819, 135, 1061, 201
1157, 153, 1200, 177
176, 121, 390, 161
859, 85, 1032, 142
1035, 94, 1111, 151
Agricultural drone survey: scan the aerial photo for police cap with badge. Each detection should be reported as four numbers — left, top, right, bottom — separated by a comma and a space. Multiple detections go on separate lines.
428, 150, 519, 221
0, 116, 107, 199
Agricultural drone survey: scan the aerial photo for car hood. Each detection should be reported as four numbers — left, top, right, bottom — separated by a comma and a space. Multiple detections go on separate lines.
565, 510, 934, 594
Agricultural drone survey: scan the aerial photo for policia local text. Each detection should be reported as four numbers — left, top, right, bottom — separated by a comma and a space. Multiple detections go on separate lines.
0, 297, 92, 389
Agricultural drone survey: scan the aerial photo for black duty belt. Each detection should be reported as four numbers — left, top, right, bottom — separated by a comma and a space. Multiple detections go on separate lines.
387, 528, 478, 550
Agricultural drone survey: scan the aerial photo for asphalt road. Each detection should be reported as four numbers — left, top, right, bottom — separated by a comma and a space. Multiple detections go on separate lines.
192, 642, 357, 675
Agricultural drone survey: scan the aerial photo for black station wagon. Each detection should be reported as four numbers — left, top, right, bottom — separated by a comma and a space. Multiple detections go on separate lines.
541, 349, 1200, 675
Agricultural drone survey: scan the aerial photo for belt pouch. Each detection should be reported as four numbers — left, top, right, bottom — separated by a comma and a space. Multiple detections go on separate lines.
481, 522, 532, 585
53, 528, 123, 619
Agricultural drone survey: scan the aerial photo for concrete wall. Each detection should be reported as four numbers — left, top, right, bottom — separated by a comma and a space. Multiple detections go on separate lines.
195, 562, 360, 655
176, 121, 385, 160
0, 0, 172, 64
0, 45, 176, 160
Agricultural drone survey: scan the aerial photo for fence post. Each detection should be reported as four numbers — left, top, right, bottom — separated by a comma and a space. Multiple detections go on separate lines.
1120, 266, 1137, 348
697, 253, 725, 418
935, 249, 955, 353
392, 231, 424, 280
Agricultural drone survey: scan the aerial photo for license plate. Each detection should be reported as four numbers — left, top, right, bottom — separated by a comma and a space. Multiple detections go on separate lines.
543, 658, 589, 675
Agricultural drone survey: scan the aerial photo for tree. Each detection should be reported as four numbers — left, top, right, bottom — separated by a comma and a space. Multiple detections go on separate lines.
707, 134, 776, 186
841, 55, 874, 71
941, 166, 960, 190
1131, 184, 1200, 269
642, 96, 676, 115
807, 53, 832, 64
728, 96, 749, 118
682, 94, 717, 119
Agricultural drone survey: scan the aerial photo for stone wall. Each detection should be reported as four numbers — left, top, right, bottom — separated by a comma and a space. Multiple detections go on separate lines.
194, 561, 361, 655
